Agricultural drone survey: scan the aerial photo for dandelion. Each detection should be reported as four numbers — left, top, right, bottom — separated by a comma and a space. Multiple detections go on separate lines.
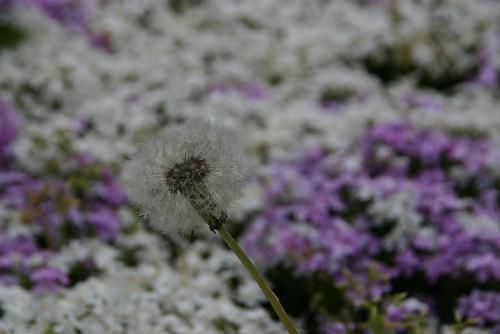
124, 118, 299, 334
123, 118, 246, 235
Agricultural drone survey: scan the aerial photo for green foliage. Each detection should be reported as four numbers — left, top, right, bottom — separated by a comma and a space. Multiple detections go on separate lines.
447, 312, 480, 334
319, 86, 355, 105
265, 266, 440, 333
0, 21, 27, 50
116, 244, 144, 267
169, 0, 205, 14
43, 323, 57, 334
211, 317, 240, 334
67, 259, 103, 287
358, 2, 481, 92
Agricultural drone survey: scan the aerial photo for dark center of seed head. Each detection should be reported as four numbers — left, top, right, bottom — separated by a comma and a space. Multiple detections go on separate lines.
164, 156, 210, 194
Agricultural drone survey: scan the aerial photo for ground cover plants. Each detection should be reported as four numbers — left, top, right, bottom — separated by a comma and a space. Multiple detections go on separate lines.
0, 0, 499, 333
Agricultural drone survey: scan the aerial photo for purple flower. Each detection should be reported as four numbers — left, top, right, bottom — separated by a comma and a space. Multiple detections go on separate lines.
88, 31, 113, 53
0, 100, 19, 161
403, 94, 444, 112
71, 152, 97, 167
465, 253, 500, 283
0, 234, 38, 257
476, 64, 498, 88
320, 321, 349, 334
321, 100, 345, 113
0, 0, 14, 9
235, 83, 268, 100
93, 169, 127, 206
459, 291, 500, 325
86, 207, 120, 241
66, 207, 84, 227
31, 266, 68, 293
386, 299, 427, 323
473, 41, 498, 88
73, 117, 92, 136
35, 0, 94, 33
395, 250, 420, 277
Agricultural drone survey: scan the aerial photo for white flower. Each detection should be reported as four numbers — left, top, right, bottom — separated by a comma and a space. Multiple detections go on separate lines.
123, 118, 247, 235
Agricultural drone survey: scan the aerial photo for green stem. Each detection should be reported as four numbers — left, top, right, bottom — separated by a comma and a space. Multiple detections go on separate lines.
217, 226, 299, 334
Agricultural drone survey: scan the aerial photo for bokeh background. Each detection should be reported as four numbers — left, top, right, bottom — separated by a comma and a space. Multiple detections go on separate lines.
1, 1, 500, 333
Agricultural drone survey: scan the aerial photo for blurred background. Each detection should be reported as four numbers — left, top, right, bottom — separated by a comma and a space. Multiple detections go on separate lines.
0, 1, 499, 333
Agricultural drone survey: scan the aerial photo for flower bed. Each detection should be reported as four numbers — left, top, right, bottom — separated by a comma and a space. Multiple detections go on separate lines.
242, 122, 500, 332
0, 0, 499, 333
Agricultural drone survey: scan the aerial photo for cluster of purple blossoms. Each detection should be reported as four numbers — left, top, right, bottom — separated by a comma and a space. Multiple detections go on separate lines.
458, 290, 500, 329
0, 101, 127, 292
0, 101, 18, 165
242, 121, 500, 331
473, 36, 498, 88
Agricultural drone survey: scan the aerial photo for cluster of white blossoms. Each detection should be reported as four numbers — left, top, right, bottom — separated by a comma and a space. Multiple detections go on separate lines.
0, 212, 281, 334
0, 260, 282, 334
2, 0, 499, 165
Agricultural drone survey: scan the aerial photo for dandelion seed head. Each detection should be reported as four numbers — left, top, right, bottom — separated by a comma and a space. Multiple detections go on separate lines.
123, 118, 247, 236
164, 155, 210, 194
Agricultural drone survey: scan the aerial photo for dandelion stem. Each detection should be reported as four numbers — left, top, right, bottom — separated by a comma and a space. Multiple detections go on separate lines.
217, 226, 300, 334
